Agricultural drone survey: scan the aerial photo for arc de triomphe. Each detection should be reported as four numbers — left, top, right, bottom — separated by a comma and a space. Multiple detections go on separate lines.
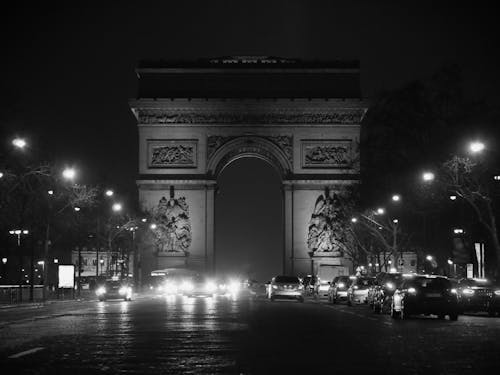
129, 57, 367, 279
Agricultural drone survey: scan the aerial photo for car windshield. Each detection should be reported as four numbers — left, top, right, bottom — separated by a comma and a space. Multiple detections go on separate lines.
385, 274, 403, 285
275, 276, 300, 284
355, 278, 373, 287
409, 277, 451, 290
337, 276, 351, 283
460, 279, 493, 287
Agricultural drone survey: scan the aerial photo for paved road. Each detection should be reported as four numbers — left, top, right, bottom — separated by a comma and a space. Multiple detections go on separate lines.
1, 294, 500, 374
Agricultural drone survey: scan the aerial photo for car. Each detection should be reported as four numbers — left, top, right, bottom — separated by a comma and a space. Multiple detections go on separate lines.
328, 276, 354, 304
456, 278, 499, 316
391, 275, 459, 320
268, 275, 304, 302
315, 278, 331, 299
372, 272, 404, 313
179, 275, 218, 297
347, 277, 375, 305
302, 275, 318, 297
96, 279, 133, 301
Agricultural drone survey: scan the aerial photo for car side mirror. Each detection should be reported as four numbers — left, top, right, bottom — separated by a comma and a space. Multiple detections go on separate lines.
327, 281, 331, 285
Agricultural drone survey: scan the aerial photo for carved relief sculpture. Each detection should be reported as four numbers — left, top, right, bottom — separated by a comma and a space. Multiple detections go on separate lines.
148, 140, 197, 168
307, 188, 347, 257
151, 195, 192, 255
302, 140, 352, 168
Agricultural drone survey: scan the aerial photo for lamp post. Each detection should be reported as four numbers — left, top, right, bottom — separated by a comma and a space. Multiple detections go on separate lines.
9, 229, 29, 302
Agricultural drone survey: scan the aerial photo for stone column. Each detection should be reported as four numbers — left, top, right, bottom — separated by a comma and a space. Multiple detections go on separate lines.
283, 182, 294, 275
205, 184, 216, 274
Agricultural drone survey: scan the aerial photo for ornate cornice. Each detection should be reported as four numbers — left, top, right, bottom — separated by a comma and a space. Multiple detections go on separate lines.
134, 108, 366, 125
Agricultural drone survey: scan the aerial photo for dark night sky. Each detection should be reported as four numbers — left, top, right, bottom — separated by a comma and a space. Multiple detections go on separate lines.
1, 1, 499, 277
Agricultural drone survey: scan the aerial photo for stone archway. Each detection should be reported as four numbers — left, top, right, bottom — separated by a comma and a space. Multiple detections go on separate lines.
131, 57, 367, 279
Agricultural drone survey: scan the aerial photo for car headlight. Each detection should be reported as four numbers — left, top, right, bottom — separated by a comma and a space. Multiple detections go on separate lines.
450, 288, 457, 294
228, 281, 240, 294
119, 286, 130, 295
272, 285, 278, 290
205, 281, 217, 293
463, 288, 475, 295
407, 287, 416, 294
353, 285, 359, 290
164, 283, 178, 294
96, 287, 106, 296
181, 281, 194, 292
495, 290, 500, 296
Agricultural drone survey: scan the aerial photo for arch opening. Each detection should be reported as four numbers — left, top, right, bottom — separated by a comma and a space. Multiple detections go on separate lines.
215, 157, 283, 281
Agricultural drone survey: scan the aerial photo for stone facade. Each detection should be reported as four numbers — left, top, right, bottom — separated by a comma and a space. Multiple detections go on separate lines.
130, 58, 367, 279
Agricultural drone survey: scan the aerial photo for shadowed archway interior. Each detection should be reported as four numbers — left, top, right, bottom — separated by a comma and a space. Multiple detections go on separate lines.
215, 157, 283, 281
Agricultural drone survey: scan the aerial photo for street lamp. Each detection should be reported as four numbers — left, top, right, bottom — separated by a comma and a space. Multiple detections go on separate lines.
150, 223, 157, 230
12, 137, 27, 149
74, 207, 81, 212
494, 175, 500, 181
392, 219, 399, 224
426, 255, 433, 261
449, 195, 457, 201
453, 228, 464, 234
2, 257, 6, 264
376, 207, 385, 215
447, 259, 453, 265
0, 172, 4, 178
469, 141, 485, 154
62, 167, 76, 180
422, 171, 435, 182
112, 203, 122, 212
392, 194, 401, 202
351, 217, 358, 223
105, 189, 114, 197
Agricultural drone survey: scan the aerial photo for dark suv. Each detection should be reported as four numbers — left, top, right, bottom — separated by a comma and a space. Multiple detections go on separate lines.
391, 275, 459, 320
372, 272, 403, 313
456, 278, 498, 316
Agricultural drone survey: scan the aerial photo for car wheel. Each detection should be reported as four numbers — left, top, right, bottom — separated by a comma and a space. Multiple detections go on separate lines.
449, 313, 458, 321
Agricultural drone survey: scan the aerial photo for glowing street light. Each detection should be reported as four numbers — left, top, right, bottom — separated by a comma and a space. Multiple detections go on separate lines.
453, 228, 464, 234
0, 172, 4, 178
351, 217, 358, 223
449, 195, 457, 201
422, 171, 435, 182
392, 219, 399, 224
12, 137, 27, 149
447, 259, 453, 265
48, 190, 54, 195
376, 208, 385, 215
150, 223, 157, 230
62, 167, 76, 180
74, 207, 81, 212
494, 175, 500, 181
105, 189, 114, 197
469, 141, 485, 154
2, 257, 7, 264
112, 203, 122, 212
392, 194, 401, 202
426, 255, 433, 261
141, 218, 147, 223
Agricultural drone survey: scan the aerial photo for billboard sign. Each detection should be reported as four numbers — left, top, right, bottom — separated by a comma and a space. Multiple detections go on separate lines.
58, 265, 75, 288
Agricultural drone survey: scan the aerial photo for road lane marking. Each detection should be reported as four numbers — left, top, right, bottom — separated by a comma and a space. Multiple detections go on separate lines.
8, 347, 45, 359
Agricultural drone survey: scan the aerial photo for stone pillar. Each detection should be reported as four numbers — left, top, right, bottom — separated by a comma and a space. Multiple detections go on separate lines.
205, 184, 216, 274
283, 183, 294, 275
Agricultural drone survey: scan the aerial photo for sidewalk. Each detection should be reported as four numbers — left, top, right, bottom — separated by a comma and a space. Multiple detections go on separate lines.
0, 297, 93, 310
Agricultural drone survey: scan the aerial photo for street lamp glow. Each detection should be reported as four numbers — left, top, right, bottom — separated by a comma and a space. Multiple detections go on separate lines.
392, 219, 399, 224
53, 258, 59, 264
62, 167, 76, 180
105, 189, 114, 197
74, 207, 81, 212
1, 257, 7, 264
392, 194, 401, 202
449, 195, 457, 201
141, 218, 147, 223
494, 175, 500, 181
453, 228, 464, 234
422, 171, 435, 182
150, 223, 157, 230
426, 255, 433, 261
351, 217, 358, 223
0, 172, 3, 178
12, 137, 27, 149
37, 261, 45, 266
48, 190, 54, 195
22, 230, 28, 235
112, 203, 122, 212
376, 208, 385, 215
447, 259, 453, 265
469, 141, 485, 154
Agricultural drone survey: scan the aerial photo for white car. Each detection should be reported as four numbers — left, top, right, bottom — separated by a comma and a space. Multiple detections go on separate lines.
268, 275, 304, 302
